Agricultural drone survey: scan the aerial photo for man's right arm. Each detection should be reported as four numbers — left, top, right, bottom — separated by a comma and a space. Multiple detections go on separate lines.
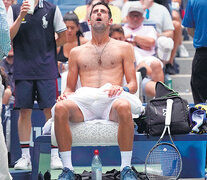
58, 48, 79, 101
10, 1, 30, 40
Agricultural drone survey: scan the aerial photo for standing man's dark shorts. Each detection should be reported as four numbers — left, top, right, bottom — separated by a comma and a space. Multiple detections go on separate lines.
15, 79, 58, 109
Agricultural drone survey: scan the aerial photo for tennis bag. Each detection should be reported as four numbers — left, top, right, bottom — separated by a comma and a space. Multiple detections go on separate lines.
144, 82, 191, 136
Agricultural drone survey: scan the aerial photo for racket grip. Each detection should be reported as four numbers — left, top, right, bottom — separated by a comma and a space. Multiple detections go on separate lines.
165, 99, 173, 125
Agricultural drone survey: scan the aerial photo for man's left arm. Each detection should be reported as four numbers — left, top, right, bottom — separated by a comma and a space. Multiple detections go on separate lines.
123, 43, 137, 94
56, 31, 67, 47
0, 0, 11, 59
187, 28, 194, 38
53, 6, 67, 47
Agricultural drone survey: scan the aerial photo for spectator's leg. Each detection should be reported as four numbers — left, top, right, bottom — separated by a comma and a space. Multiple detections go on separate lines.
169, 19, 182, 65
150, 60, 164, 82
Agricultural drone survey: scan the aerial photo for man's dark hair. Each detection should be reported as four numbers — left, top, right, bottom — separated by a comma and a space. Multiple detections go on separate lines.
109, 24, 124, 37
63, 11, 79, 26
89, 2, 112, 19
63, 11, 84, 37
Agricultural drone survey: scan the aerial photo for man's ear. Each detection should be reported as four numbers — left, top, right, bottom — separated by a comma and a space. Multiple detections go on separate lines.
109, 18, 113, 25
88, 18, 91, 26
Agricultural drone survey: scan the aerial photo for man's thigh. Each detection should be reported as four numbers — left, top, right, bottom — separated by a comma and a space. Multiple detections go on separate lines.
109, 98, 131, 122
57, 100, 84, 123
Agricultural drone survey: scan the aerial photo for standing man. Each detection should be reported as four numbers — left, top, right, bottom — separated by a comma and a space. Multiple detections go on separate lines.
55, 2, 142, 180
9, 0, 67, 170
0, 0, 12, 179
182, 0, 207, 104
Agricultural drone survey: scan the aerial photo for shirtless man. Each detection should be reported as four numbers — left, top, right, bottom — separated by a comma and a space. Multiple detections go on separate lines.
55, 2, 141, 180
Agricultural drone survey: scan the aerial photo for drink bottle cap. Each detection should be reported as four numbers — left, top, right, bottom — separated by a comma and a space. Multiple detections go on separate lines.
94, 149, 99, 155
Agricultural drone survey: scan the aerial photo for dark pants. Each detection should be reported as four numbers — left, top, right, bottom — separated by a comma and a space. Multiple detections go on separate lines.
191, 47, 207, 104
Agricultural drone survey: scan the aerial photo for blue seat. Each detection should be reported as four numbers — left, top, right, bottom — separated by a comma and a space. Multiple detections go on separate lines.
58, 0, 86, 6
58, 5, 77, 16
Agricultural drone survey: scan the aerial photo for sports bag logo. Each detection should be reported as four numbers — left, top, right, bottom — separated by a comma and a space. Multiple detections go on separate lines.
163, 108, 167, 116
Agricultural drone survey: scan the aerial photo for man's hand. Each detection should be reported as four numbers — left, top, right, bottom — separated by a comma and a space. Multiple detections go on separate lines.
104, 85, 123, 98
19, 1, 30, 19
57, 91, 74, 102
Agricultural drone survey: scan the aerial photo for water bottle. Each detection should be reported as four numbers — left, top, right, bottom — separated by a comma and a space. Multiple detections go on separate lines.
165, 74, 172, 89
91, 149, 102, 180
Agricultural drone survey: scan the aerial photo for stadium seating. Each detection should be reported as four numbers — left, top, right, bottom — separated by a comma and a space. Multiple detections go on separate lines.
57, 0, 86, 6
57, 0, 86, 16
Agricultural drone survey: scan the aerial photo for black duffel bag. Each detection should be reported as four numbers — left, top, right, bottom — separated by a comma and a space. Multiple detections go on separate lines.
136, 82, 191, 136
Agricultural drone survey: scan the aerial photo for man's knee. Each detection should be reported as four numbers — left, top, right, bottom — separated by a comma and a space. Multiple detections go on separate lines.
115, 99, 131, 117
150, 60, 162, 71
19, 109, 32, 119
55, 102, 68, 120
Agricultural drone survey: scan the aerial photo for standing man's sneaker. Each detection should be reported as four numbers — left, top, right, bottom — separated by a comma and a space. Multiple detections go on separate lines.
14, 154, 32, 170
58, 167, 75, 180
121, 166, 137, 180
51, 155, 63, 170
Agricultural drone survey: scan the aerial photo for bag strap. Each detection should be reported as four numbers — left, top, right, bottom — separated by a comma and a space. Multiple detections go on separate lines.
155, 81, 179, 98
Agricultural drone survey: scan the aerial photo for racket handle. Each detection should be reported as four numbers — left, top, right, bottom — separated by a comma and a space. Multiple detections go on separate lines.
165, 99, 173, 126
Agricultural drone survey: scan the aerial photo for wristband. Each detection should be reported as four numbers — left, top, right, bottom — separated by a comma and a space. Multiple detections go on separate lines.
123, 86, 129, 92
130, 33, 136, 41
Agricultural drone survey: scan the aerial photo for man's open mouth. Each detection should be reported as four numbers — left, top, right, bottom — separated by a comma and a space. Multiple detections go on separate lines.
96, 17, 102, 21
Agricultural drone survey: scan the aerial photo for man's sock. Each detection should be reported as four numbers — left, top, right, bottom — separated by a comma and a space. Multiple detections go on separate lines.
20, 141, 30, 157
120, 151, 132, 171
59, 151, 73, 170
51, 145, 59, 157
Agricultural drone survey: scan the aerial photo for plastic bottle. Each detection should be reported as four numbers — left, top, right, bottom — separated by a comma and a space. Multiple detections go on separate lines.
165, 74, 173, 89
91, 149, 102, 180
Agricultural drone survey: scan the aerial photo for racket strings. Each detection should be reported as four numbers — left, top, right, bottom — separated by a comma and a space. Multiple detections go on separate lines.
146, 144, 181, 179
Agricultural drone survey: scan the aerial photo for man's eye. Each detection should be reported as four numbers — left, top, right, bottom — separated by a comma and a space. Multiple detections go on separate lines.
101, 10, 107, 14
93, 10, 98, 14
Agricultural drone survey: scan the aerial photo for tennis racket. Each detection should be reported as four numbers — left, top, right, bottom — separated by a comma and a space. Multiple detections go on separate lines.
145, 99, 182, 180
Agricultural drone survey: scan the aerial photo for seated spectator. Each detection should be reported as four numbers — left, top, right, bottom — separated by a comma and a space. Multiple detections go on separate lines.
74, 0, 122, 24
154, 0, 172, 14
109, 0, 128, 9
122, 5, 164, 99
3, 0, 14, 11
57, 11, 88, 75
109, 24, 125, 41
3, 0, 14, 24
0, 67, 12, 105
0, 48, 14, 104
122, 0, 180, 74
171, 0, 189, 58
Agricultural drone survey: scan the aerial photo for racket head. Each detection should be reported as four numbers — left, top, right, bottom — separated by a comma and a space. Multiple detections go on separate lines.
145, 142, 182, 180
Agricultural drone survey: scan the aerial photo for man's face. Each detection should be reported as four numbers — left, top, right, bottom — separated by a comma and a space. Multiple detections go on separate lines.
65, 21, 79, 39
3, 0, 13, 9
88, 4, 112, 32
127, 11, 144, 29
